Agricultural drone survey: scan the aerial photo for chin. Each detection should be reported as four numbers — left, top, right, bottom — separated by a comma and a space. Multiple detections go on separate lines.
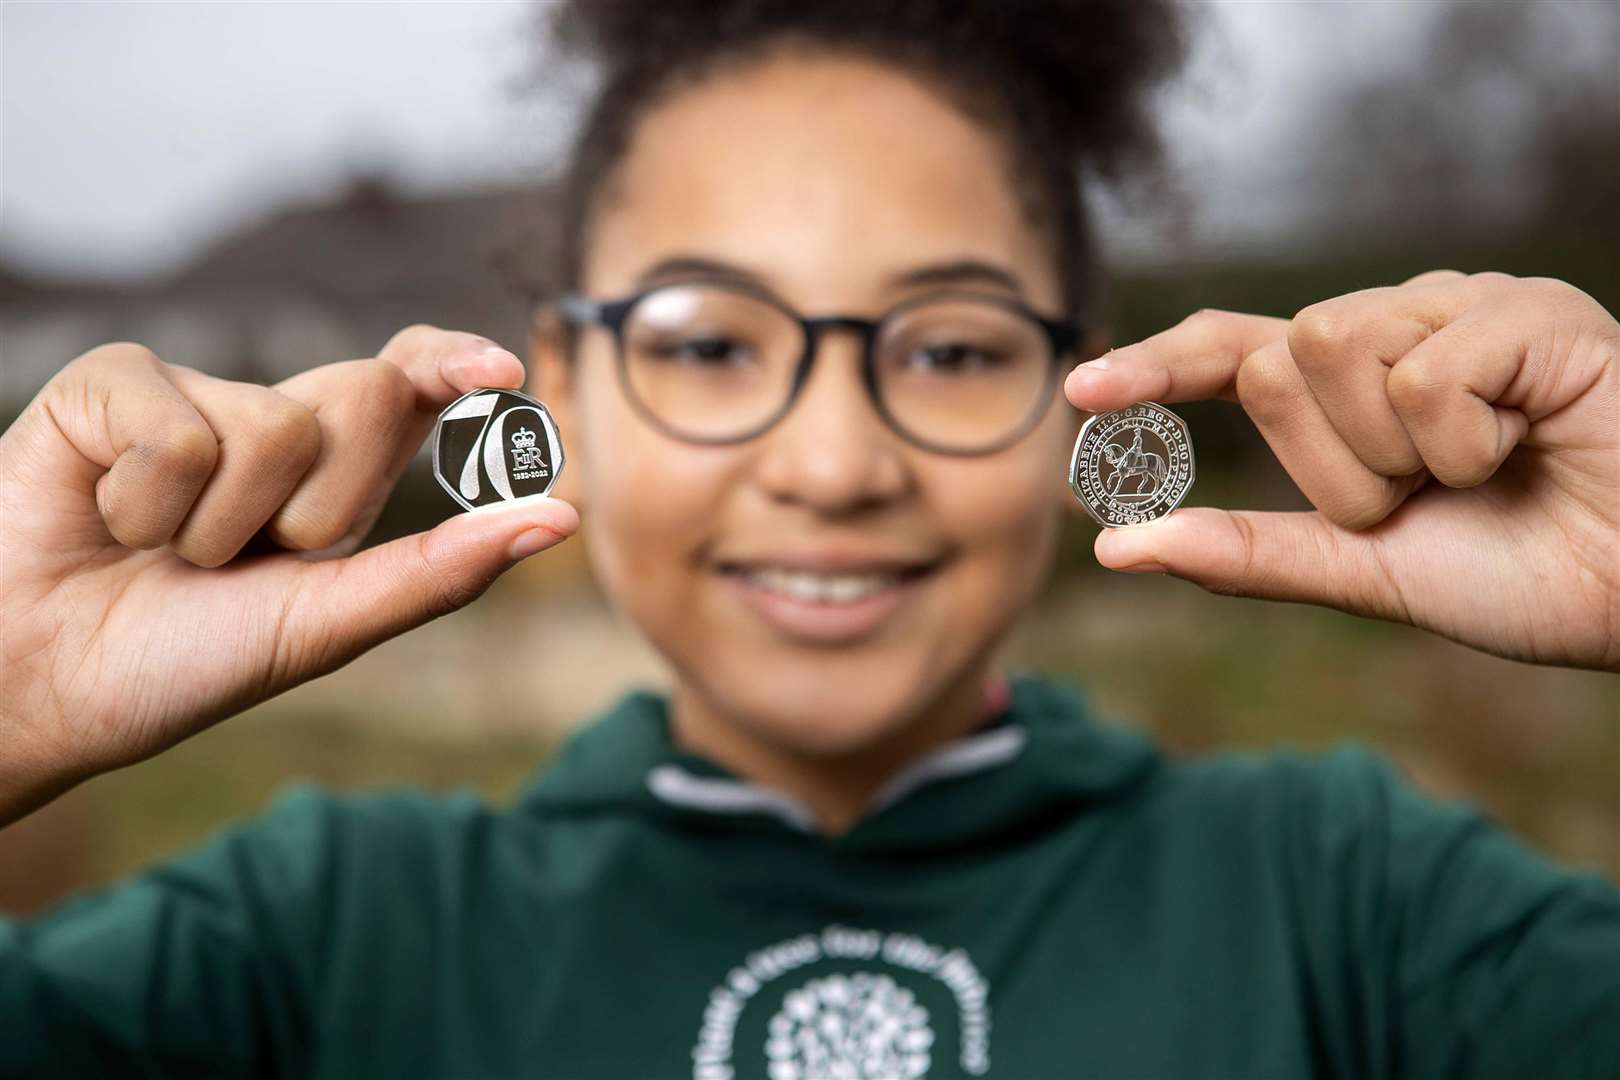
686, 643, 956, 760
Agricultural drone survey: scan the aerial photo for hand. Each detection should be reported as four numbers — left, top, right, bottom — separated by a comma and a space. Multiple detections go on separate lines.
1064, 270, 1619, 672
0, 326, 578, 819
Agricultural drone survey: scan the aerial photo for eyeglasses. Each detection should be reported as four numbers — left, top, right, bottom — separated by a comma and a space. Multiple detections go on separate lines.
552, 279, 1081, 456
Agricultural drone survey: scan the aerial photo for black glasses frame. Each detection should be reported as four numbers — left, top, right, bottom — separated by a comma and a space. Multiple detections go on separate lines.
552, 278, 1082, 456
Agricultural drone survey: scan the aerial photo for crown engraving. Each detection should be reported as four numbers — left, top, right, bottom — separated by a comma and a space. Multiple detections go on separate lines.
510, 426, 537, 450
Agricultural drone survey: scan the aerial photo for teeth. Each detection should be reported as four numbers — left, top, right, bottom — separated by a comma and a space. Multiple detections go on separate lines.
741, 566, 901, 604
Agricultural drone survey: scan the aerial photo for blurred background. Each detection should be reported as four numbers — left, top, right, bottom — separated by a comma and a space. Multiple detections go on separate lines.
1, 0, 1616, 913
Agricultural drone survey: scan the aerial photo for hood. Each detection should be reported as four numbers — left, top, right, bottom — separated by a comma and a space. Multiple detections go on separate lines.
515, 672, 1162, 855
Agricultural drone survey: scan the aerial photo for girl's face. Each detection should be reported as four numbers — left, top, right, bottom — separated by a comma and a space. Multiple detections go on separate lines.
540, 48, 1083, 756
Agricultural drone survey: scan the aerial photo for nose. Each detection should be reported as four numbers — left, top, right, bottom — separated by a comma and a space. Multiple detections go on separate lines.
751, 326, 911, 514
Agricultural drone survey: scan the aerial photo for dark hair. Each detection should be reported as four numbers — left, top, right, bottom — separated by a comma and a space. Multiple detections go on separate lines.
531, 0, 1189, 322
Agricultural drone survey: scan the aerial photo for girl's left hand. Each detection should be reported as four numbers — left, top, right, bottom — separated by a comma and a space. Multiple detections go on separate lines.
1064, 270, 1619, 672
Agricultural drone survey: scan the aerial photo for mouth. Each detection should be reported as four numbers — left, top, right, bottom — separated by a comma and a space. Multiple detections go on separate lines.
713, 557, 943, 644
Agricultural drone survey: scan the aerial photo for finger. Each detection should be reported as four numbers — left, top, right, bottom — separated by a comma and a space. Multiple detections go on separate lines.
1403, 275, 1613, 422
1285, 272, 1511, 479
1236, 339, 1425, 530
1288, 290, 1430, 477
1064, 309, 1288, 413
1387, 310, 1534, 488
264, 358, 416, 551
22, 343, 220, 550
284, 496, 579, 667
264, 327, 529, 555
376, 325, 527, 413
1400, 268, 1468, 287
1093, 506, 1409, 621
163, 366, 323, 567
374, 327, 529, 532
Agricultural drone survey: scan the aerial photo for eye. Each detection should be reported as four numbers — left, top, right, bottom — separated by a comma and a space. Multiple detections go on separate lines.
903, 341, 1007, 373
644, 334, 757, 367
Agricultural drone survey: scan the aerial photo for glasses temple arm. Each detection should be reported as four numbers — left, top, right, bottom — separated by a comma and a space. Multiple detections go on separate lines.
553, 294, 601, 325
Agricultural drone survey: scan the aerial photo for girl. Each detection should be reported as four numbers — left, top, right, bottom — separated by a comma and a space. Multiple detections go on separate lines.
2, 2, 1617, 1076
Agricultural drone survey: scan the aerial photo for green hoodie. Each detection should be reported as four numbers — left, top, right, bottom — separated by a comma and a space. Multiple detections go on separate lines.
3, 674, 1617, 1079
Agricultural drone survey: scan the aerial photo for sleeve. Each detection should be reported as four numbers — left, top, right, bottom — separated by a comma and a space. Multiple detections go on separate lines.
1297, 744, 1620, 1080
0, 783, 348, 1079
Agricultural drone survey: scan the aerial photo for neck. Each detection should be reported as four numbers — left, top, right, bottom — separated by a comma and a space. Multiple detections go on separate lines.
668, 667, 1002, 835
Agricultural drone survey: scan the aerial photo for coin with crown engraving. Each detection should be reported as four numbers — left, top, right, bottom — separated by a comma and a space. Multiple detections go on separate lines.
1068, 401, 1194, 528
433, 387, 565, 512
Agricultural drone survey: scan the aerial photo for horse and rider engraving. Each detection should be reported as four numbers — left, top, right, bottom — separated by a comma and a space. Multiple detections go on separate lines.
1070, 402, 1194, 527
1102, 424, 1168, 499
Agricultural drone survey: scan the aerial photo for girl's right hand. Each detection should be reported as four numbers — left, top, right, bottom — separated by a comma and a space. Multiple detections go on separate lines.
0, 326, 579, 823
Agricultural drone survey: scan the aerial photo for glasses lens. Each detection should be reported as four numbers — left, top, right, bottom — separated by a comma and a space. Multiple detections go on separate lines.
876, 297, 1054, 452
620, 284, 803, 441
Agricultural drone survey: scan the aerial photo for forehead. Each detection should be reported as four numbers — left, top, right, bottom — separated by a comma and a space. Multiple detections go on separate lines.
585, 48, 1061, 311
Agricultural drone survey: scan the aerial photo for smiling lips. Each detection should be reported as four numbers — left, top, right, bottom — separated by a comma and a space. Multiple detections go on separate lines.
732, 565, 904, 603
715, 556, 942, 643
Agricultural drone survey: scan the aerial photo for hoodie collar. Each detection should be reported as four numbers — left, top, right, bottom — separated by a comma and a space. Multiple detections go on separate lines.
644, 722, 1031, 834
517, 673, 1161, 852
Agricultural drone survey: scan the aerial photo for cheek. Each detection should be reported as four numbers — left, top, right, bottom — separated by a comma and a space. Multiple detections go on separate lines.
939, 469, 1059, 624
932, 417, 1071, 610
573, 357, 733, 616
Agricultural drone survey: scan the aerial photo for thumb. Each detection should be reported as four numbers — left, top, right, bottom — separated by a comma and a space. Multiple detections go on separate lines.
286, 496, 580, 667
1094, 507, 1402, 618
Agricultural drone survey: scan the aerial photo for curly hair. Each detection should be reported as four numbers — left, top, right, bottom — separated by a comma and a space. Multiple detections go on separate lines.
533, 0, 1189, 320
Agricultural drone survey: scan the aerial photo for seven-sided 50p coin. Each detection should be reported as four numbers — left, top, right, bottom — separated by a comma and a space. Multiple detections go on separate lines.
1069, 401, 1194, 528
433, 387, 565, 512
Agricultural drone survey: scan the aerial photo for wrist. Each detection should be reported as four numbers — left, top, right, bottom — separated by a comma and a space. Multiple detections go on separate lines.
0, 715, 89, 828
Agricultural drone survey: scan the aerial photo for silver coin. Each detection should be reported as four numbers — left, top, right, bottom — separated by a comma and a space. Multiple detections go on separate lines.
1068, 401, 1194, 527
433, 387, 565, 512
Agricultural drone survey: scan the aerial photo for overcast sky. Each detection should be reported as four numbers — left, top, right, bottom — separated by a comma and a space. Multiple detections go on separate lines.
2, 1, 1443, 283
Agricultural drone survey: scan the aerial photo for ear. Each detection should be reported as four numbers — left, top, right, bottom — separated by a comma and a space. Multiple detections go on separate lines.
529, 307, 586, 507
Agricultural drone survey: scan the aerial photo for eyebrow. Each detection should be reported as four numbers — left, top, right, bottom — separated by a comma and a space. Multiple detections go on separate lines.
893, 259, 1027, 296
633, 255, 1028, 298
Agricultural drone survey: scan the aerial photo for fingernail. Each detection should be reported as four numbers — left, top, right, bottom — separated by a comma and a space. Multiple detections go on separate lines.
508, 527, 553, 561
471, 492, 557, 517
1080, 355, 1113, 371
1114, 561, 1167, 575
449, 339, 519, 375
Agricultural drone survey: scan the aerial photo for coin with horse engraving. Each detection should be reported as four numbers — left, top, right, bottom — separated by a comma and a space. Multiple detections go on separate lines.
1068, 401, 1194, 527
433, 387, 565, 512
